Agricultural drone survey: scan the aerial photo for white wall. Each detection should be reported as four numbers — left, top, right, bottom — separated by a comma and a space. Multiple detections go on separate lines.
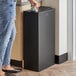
42, 0, 68, 56
59, 0, 67, 55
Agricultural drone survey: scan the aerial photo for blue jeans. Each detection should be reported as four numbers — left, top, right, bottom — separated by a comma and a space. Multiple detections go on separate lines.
0, 0, 16, 69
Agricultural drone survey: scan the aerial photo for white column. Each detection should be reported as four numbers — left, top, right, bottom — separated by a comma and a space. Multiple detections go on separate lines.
59, 0, 67, 55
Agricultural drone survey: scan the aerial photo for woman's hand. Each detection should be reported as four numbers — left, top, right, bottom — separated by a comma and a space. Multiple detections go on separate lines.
29, 0, 40, 9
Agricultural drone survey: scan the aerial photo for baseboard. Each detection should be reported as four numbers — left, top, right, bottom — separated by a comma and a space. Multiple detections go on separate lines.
11, 59, 22, 67
11, 53, 68, 67
55, 53, 68, 64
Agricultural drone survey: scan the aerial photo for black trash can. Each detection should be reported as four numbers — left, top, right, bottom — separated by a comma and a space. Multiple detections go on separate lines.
23, 6, 55, 71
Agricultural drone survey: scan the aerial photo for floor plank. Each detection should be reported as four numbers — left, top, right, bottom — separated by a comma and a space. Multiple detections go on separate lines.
5, 61, 76, 76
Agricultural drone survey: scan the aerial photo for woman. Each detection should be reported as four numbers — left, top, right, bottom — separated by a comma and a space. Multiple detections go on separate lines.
0, 0, 40, 76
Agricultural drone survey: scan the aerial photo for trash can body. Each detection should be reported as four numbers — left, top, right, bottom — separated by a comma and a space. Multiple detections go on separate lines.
23, 6, 55, 71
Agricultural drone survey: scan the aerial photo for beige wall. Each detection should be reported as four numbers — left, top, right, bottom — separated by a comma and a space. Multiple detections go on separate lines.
11, 4, 31, 61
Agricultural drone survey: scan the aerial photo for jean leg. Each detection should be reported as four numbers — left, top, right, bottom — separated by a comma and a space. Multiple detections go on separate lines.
0, 20, 14, 69
2, 22, 16, 66
0, 0, 16, 70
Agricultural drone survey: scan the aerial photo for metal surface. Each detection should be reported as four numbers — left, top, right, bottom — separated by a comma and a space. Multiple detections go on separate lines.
23, 6, 55, 71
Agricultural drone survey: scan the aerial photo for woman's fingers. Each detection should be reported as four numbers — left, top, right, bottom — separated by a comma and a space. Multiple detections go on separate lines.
30, 0, 40, 8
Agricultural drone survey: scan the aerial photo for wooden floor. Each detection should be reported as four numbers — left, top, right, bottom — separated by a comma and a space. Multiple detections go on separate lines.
6, 61, 76, 76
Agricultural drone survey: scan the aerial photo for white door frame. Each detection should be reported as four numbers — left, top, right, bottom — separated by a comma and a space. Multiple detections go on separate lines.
67, 0, 73, 60
73, 0, 76, 60
68, 0, 76, 61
